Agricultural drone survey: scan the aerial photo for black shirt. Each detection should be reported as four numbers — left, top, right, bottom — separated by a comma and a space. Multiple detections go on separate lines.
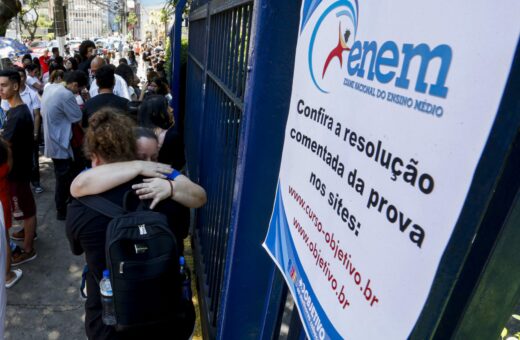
66, 177, 189, 339
78, 57, 94, 75
1, 104, 34, 181
158, 128, 186, 170
83, 93, 129, 123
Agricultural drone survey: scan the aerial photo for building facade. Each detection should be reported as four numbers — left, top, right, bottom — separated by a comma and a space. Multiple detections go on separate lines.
67, 0, 108, 39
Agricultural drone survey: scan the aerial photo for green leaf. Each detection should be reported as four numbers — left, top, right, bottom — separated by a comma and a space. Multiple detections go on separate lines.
512, 314, 520, 321
502, 327, 509, 339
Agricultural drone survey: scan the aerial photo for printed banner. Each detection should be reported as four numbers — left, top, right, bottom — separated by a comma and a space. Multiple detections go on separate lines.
263, 1, 520, 339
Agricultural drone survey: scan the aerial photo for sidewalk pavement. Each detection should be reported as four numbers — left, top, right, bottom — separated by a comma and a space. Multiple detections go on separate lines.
5, 156, 86, 339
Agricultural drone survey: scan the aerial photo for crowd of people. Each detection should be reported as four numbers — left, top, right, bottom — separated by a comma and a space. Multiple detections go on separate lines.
0, 38, 206, 339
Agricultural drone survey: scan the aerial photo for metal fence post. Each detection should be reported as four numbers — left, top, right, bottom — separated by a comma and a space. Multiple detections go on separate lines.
215, 0, 300, 338
169, 0, 187, 126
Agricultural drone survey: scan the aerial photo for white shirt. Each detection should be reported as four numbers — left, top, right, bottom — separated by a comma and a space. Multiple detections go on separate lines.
1, 86, 41, 121
89, 74, 130, 100
25, 74, 43, 93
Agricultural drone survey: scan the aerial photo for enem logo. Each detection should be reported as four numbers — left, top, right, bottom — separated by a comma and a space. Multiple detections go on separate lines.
308, 0, 359, 93
307, 0, 452, 98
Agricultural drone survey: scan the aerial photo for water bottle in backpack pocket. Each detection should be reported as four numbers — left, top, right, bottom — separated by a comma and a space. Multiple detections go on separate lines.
100, 269, 116, 325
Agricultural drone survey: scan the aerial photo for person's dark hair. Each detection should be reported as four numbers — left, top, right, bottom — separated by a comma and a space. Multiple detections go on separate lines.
95, 65, 115, 90
134, 127, 157, 141
32, 58, 40, 67
14, 66, 25, 74
52, 47, 59, 54
79, 40, 96, 60
127, 51, 136, 63
115, 63, 134, 86
138, 94, 173, 130
146, 70, 158, 83
66, 57, 78, 70
21, 54, 32, 64
50, 69, 65, 83
0, 69, 21, 86
25, 63, 38, 72
49, 62, 66, 75
119, 58, 128, 65
151, 77, 169, 96
73, 54, 81, 65
64, 70, 88, 87
84, 108, 136, 163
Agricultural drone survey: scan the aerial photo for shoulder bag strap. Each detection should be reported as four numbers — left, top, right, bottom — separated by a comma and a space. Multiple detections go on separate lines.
77, 195, 127, 218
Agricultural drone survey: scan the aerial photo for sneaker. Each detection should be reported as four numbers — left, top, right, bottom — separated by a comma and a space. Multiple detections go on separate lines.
5, 268, 23, 288
34, 186, 44, 194
11, 249, 37, 266
10, 229, 38, 241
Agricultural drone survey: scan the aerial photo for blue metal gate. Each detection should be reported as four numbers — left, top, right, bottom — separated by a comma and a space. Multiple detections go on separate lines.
185, 0, 256, 337
184, 0, 304, 338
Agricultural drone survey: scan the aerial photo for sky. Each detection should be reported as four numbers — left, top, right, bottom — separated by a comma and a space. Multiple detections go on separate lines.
140, 0, 169, 7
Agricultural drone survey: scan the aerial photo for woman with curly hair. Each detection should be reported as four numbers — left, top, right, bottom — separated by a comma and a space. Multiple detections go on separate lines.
66, 109, 196, 339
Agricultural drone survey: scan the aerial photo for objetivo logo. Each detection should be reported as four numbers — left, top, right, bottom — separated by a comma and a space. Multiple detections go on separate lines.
306, 0, 359, 93
287, 259, 298, 282
304, 0, 452, 98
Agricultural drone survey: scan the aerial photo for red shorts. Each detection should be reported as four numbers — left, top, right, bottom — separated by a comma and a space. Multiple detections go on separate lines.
0, 192, 11, 230
9, 181, 36, 220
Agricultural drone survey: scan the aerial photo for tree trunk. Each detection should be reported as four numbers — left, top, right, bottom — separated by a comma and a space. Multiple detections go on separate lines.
20, 10, 39, 41
0, 0, 21, 36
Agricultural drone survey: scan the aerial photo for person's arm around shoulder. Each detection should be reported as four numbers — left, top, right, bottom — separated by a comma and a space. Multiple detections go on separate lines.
132, 174, 207, 209
71, 160, 172, 198
30, 78, 44, 92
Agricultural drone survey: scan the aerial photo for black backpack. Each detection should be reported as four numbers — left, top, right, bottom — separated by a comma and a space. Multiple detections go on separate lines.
79, 194, 184, 331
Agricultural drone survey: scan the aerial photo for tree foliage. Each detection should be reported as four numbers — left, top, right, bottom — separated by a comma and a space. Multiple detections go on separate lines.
127, 12, 138, 28
19, 0, 52, 40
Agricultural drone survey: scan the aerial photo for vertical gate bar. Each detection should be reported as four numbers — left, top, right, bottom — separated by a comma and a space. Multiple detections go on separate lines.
236, 5, 248, 99
215, 0, 300, 337
212, 13, 220, 75
207, 81, 225, 300
241, 4, 253, 100
211, 100, 231, 323
220, 10, 232, 84
208, 85, 225, 314
259, 268, 290, 340
225, 9, 238, 87
229, 6, 243, 94
286, 308, 304, 340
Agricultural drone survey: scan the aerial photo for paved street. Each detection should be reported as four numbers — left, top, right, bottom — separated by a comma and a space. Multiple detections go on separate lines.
5, 156, 86, 339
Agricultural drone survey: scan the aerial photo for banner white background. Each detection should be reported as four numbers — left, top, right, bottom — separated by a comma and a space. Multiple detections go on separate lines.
264, 0, 520, 339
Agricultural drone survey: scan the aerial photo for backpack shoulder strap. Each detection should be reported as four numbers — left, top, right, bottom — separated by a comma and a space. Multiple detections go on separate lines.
78, 195, 127, 218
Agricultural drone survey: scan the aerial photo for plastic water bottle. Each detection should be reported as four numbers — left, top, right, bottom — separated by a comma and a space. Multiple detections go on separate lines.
179, 257, 192, 301
100, 269, 116, 325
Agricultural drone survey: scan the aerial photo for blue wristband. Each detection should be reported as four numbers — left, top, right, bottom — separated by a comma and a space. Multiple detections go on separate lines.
167, 169, 181, 180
